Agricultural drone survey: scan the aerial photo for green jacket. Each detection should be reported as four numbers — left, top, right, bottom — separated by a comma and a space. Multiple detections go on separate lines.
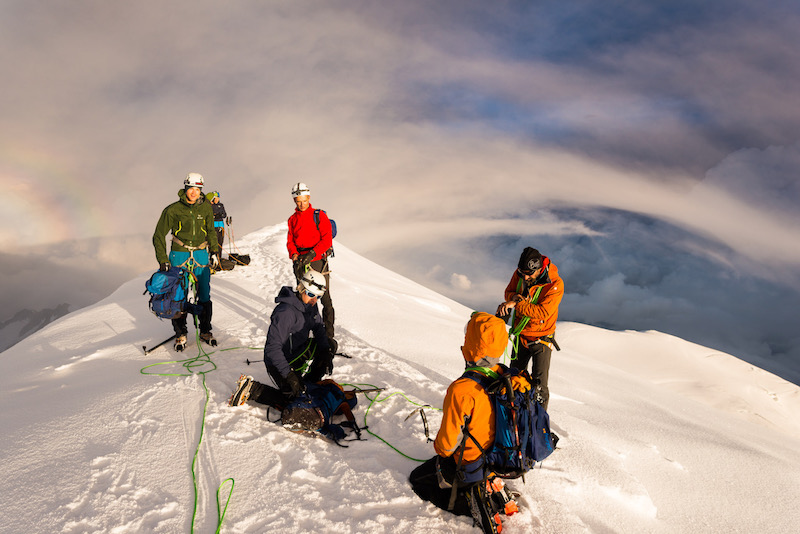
153, 189, 219, 264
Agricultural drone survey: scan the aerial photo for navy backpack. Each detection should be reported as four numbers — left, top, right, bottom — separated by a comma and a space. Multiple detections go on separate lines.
281, 380, 360, 443
144, 267, 188, 320
462, 365, 555, 481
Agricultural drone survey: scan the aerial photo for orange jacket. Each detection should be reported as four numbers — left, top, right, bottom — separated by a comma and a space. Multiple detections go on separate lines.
434, 367, 532, 464
434, 374, 495, 463
434, 313, 530, 465
504, 257, 564, 343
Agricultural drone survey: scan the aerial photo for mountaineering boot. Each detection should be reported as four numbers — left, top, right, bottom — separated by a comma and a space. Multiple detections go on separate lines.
466, 484, 503, 534
228, 375, 254, 406
200, 332, 217, 347
174, 335, 187, 352
486, 476, 519, 516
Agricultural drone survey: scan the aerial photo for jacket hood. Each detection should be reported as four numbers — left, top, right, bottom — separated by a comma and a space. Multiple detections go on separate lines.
275, 285, 303, 309
461, 312, 508, 367
177, 189, 206, 206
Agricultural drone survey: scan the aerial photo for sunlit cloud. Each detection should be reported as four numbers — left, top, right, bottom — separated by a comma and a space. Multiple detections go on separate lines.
2, 1, 799, 378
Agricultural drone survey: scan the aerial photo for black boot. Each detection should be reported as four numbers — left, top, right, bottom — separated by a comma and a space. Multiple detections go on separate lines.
199, 301, 213, 334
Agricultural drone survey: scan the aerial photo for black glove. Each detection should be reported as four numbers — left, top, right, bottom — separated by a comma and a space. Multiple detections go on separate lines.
293, 252, 314, 279
226, 216, 232, 225
159, 262, 170, 272
285, 372, 304, 398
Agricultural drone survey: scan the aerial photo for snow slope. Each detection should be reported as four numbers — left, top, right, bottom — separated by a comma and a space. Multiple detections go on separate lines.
1, 224, 799, 534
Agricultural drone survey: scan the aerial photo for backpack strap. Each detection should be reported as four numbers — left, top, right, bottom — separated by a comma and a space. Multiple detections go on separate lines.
335, 400, 363, 440
448, 418, 471, 511
312, 209, 335, 258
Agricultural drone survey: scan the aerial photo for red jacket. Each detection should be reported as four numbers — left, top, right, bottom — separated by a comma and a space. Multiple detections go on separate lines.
287, 204, 333, 261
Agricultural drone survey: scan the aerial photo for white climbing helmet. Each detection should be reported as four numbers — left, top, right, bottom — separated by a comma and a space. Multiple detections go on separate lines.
291, 182, 311, 198
299, 269, 326, 297
184, 172, 204, 189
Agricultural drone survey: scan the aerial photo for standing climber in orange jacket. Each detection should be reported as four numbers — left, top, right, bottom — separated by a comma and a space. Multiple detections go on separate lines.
496, 247, 563, 410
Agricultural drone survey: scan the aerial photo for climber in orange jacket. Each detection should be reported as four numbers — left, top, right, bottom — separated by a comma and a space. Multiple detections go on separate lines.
496, 247, 564, 410
409, 312, 530, 517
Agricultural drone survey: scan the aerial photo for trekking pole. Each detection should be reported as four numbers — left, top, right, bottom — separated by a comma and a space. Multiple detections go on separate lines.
143, 334, 177, 354
347, 387, 386, 394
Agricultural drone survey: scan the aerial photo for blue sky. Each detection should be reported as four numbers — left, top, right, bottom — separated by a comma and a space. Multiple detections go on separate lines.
2, 1, 799, 380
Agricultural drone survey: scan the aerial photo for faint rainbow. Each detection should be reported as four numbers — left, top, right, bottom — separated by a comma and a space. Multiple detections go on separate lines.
2, 143, 108, 248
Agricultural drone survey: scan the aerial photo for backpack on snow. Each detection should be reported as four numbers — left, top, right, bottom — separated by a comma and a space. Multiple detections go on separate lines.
280, 379, 360, 444
144, 267, 188, 320
461, 364, 555, 482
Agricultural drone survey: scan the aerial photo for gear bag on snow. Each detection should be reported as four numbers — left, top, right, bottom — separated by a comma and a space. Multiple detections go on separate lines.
144, 267, 187, 320
281, 379, 360, 443
228, 253, 250, 265
461, 365, 555, 481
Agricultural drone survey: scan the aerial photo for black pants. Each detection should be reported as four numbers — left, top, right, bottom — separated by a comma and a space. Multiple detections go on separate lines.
215, 227, 225, 252
172, 301, 213, 336
510, 339, 552, 410
409, 456, 474, 517
246, 380, 290, 411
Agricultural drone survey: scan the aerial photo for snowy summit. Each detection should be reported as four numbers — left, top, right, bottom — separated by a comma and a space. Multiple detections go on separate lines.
1, 224, 799, 533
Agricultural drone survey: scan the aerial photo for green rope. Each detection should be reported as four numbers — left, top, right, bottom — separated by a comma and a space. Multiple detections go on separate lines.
140, 264, 234, 533
507, 284, 541, 360
464, 366, 500, 379
287, 339, 316, 373
342, 382, 440, 463
215, 478, 235, 534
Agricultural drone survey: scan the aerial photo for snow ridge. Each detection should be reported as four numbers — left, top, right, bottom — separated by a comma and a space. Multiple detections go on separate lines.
1, 224, 799, 533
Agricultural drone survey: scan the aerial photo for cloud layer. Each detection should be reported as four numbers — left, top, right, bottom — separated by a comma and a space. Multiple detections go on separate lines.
2, 1, 799, 377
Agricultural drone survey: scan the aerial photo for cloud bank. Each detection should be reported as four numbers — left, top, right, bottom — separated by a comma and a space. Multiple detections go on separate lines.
2, 1, 799, 378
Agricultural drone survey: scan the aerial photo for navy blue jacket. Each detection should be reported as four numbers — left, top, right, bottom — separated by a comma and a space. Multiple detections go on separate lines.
264, 286, 330, 377
211, 201, 227, 222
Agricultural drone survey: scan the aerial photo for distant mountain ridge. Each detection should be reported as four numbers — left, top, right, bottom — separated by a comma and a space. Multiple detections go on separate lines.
0, 303, 71, 352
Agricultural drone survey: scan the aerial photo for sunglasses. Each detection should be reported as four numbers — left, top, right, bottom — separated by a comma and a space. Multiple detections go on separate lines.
305, 290, 320, 298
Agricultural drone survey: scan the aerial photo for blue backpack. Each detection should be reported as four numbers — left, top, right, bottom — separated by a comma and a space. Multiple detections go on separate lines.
313, 209, 337, 239
144, 267, 187, 320
281, 380, 360, 443
462, 365, 554, 480
313, 209, 337, 259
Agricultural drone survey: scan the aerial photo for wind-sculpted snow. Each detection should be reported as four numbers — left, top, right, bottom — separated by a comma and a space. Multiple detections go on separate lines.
1, 224, 799, 533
